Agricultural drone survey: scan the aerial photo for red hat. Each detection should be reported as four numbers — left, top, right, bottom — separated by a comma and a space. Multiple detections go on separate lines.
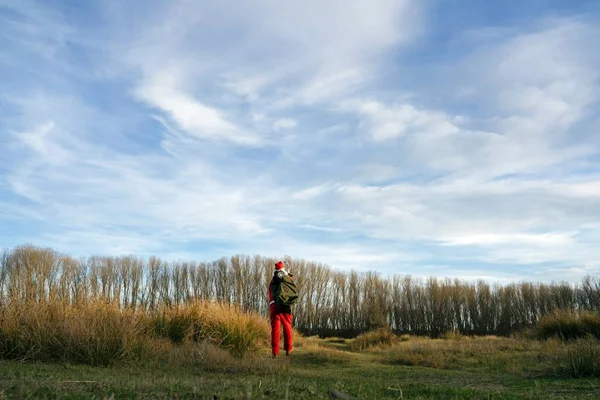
275, 261, 285, 270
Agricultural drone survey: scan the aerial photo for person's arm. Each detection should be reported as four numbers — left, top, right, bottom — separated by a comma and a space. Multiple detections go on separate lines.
268, 281, 275, 306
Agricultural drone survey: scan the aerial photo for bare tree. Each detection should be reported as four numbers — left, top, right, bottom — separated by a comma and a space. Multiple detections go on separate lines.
1, 244, 595, 338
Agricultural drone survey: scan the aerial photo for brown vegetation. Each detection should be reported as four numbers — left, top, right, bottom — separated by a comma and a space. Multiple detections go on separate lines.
2, 244, 600, 340
537, 309, 600, 340
351, 328, 397, 351
0, 300, 270, 366
548, 336, 600, 378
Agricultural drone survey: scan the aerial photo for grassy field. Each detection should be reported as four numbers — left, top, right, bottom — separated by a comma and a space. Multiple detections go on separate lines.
2, 247, 599, 398
1, 334, 599, 399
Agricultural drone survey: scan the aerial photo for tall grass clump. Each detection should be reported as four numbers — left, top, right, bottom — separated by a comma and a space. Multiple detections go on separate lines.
537, 310, 600, 341
0, 302, 153, 366
0, 300, 270, 366
547, 336, 600, 378
351, 328, 397, 351
150, 302, 270, 357
441, 330, 464, 341
207, 303, 270, 357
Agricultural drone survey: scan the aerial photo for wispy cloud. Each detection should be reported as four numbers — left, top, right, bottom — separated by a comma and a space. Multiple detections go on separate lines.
1, 1, 599, 283
135, 76, 256, 145
273, 118, 297, 131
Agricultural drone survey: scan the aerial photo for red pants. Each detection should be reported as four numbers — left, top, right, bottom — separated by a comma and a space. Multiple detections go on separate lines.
270, 306, 293, 355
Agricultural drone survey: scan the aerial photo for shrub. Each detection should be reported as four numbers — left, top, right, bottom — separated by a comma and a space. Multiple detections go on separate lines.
547, 336, 600, 378
207, 303, 270, 357
384, 338, 454, 369
441, 330, 464, 341
149, 307, 197, 344
537, 310, 600, 341
60, 303, 153, 366
0, 302, 153, 366
351, 328, 397, 351
0, 300, 271, 366
150, 302, 270, 358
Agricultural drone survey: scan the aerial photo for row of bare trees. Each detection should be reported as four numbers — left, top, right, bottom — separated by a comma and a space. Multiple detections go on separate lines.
1, 245, 599, 337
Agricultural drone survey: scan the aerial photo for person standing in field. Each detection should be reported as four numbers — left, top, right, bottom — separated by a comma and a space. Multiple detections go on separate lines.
268, 260, 297, 357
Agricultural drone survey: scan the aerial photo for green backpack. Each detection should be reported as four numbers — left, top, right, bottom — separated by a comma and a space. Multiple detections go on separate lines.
272, 272, 299, 307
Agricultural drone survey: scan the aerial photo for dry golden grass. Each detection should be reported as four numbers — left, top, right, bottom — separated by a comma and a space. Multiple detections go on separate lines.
537, 309, 600, 340
0, 300, 271, 366
388, 334, 600, 379
344, 333, 600, 379
347, 333, 600, 378
295, 342, 357, 364
300, 332, 600, 379
441, 329, 465, 340
374, 335, 550, 371
150, 301, 270, 357
4, 244, 600, 340
350, 328, 398, 351
547, 336, 600, 378
399, 333, 411, 341
0, 301, 152, 366
164, 340, 284, 373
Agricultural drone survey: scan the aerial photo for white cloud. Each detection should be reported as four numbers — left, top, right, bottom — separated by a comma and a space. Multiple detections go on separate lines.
115, 0, 421, 114
460, 19, 598, 136
134, 73, 260, 145
1, 3, 600, 284
349, 100, 461, 141
340, 19, 599, 182
4, 110, 271, 251
239, 237, 426, 273
333, 176, 600, 269
440, 232, 576, 247
290, 184, 332, 200
272, 118, 297, 131
15, 121, 74, 166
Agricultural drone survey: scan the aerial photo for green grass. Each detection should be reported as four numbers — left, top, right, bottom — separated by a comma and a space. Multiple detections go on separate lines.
2, 336, 600, 399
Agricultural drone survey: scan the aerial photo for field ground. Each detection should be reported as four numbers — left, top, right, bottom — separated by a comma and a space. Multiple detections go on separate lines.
1, 335, 599, 399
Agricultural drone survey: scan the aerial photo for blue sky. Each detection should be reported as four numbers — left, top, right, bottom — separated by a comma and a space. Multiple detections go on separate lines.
1, 0, 600, 283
